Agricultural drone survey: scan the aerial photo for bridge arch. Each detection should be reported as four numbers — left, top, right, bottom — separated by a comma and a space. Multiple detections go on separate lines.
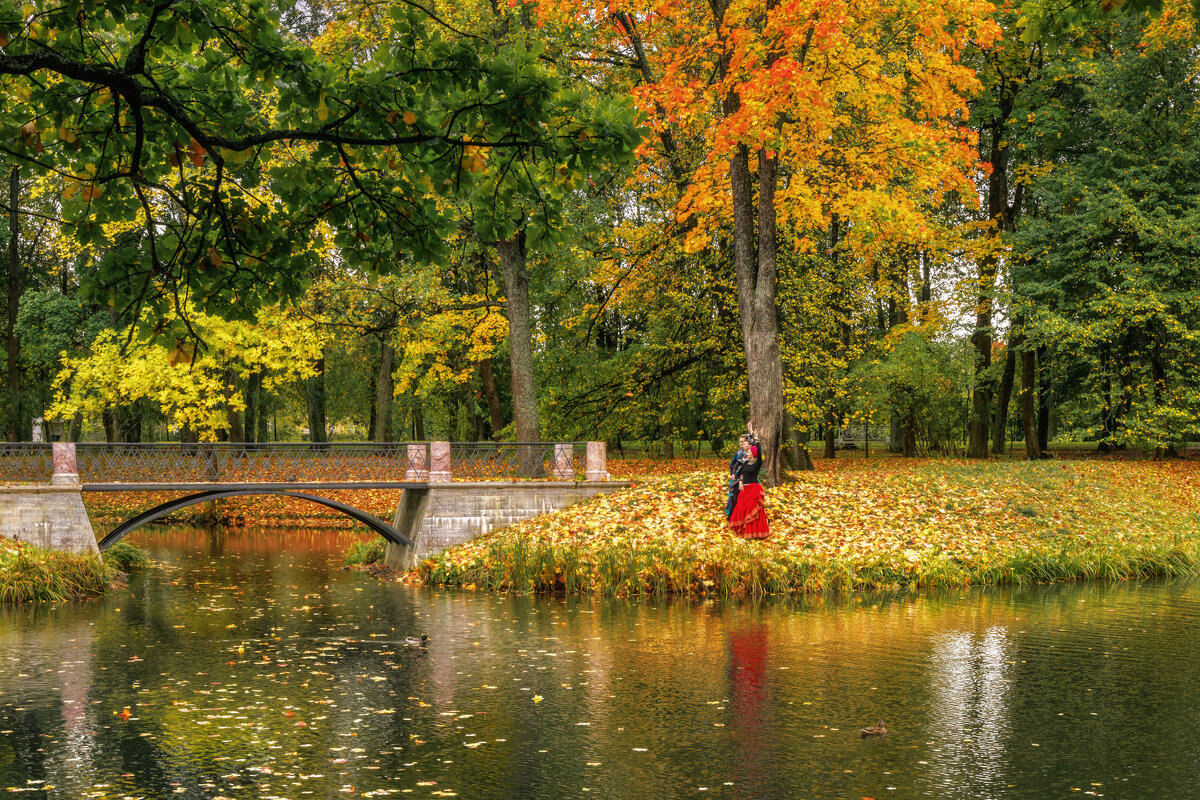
96, 489, 412, 552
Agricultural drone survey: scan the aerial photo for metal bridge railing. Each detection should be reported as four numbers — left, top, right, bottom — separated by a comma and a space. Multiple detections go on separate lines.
0, 441, 610, 485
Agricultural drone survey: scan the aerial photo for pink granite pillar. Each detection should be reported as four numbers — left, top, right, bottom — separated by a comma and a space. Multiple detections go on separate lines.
552, 443, 574, 480
429, 441, 452, 482
404, 443, 429, 481
52, 442, 79, 486
585, 441, 608, 482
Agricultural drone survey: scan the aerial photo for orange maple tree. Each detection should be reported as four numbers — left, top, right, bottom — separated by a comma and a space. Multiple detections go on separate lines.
537, 0, 1000, 483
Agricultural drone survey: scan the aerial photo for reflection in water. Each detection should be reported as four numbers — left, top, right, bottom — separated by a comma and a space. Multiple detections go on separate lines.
927, 627, 1013, 798
728, 622, 771, 797
1, 529, 1200, 799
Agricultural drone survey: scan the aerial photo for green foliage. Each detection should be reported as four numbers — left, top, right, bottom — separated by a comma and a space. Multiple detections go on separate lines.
102, 541, 150, 572
1014, 14, 1200, 447
857, 333, 970, 454
0, 0, 639, 323
344, 538, 386, 566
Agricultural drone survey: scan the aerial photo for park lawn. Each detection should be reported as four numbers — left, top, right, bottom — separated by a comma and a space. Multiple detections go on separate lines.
418, 459, 1200, 596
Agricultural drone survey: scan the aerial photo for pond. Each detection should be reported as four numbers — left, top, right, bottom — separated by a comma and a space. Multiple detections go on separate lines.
2, 527, 1199, 799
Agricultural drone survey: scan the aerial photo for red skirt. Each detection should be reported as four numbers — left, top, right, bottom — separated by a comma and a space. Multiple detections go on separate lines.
728, 483, 769, 539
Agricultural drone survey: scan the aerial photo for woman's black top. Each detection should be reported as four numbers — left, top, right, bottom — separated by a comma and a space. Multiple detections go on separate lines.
740, 452, 762, 485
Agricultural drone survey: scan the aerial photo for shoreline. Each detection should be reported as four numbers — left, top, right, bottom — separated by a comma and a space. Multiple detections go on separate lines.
412, 460, 1200, 596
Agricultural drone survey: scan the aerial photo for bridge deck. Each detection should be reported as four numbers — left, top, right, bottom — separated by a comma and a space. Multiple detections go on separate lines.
82, 482, 430, 491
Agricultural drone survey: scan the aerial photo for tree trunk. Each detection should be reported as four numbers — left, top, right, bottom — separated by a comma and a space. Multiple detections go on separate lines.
226, 406, 245, 444
306, 356, 328, 443
5, 165, 19, 441
1021, 342, 1040, 460
479, 357, 504, 440
782, 409, 811, 471
257, 389, 271, 443
903, 416, 917, 457
889, 412, 903, 453
102, 408, 120, 444
374, 341, 394, 443
119, 403, 142, 443
992, 344, 1016, 455
412, 397, 425, 441
729, 145, 788, 485
496, 232, 540, 444
662, 421, 674, 459
245, 372, 262, 444
366, 366, 377, 442
823, 426, 836, 460
970, 111, 1014, 458
1037, 346, 1051, 451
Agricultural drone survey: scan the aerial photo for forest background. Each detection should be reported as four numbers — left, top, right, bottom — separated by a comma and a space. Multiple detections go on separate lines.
1, 0, 1198, 485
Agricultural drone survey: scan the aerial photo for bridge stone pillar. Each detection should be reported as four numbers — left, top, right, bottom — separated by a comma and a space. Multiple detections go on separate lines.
52, 442, 80, 486
404, 443, 429, 481
429, 441, 452, 482
585, 441, 609, 481
552, 443, 574, 481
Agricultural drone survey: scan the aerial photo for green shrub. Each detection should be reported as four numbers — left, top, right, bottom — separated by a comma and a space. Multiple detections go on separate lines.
102, 542, 150, 572
345, 539, 386, 566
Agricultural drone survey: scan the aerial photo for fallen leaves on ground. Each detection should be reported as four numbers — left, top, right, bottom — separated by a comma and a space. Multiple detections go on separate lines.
419, 459, 1200, 596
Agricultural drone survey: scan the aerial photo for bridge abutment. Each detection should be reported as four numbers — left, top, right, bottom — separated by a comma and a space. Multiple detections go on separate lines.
0, 484, 99, 556
383, 481, 629, 570
0, 443, 99, 556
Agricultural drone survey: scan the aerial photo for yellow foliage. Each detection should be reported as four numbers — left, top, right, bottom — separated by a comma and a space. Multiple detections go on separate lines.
49, 305, 326, 440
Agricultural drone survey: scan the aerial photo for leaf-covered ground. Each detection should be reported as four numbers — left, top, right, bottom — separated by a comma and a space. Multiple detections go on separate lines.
418, 459, 1200, 596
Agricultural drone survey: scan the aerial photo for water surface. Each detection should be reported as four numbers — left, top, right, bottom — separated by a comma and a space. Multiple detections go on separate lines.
2, 527, 1199, 799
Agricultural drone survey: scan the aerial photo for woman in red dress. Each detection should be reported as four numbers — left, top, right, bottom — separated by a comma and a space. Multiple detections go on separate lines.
728, 442, 769, 539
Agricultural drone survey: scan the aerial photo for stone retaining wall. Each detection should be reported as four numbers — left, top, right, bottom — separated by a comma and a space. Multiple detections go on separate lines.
384, 481, 629, 569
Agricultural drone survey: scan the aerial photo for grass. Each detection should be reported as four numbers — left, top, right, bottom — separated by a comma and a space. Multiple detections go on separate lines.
0, 539, 149, 603
103, 541, 151, 571
417, 459, 1200, 597
345, 538, 386, 566
0, 539, 147, 603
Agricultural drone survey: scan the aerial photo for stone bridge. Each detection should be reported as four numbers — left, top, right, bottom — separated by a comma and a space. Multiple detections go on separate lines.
0, 442, 627, 568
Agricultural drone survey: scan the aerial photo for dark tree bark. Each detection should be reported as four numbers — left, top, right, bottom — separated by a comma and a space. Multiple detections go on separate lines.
119, 403, 142, 443
479, 357, 504, 439
782, 409, 812, 471
902, 416, 917, 457
375, 341, 394, 443
992, 344, 1016, 455
226, 406, 245, 444
727, 145, 788, 485
306, 356, 328, 443
971, 67, 1026, 459
412, 396, 425, 441
1036, 346, 1051, 451
245, 371, 262, 444
102, 408, 120, 443
496, 231, 540, 444
1020, 340, 1040, 459
5, 165, 19, 441
257, 388, 272, 443
662, 421, 674, 459
366, 364, 377, 442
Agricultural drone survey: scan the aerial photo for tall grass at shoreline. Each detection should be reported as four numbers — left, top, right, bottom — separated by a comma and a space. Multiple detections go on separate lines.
418, 460, 1200, 597
0, 539, 148, 603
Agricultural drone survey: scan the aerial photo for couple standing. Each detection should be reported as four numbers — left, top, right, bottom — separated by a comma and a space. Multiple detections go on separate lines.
725, 422, 770, 539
